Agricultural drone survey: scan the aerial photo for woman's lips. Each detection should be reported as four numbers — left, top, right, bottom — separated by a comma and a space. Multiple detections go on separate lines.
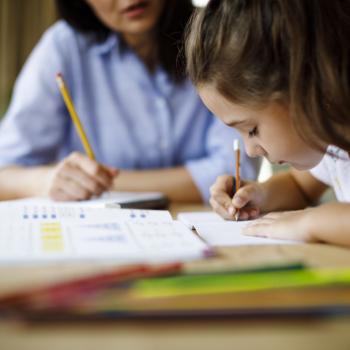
122, 1, 149, 19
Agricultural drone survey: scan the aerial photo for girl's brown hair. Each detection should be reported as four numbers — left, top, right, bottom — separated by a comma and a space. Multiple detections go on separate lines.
185, 0, 350, 151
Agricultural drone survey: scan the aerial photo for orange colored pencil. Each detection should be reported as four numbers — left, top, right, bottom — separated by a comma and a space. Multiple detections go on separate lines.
233, 139, 240, 221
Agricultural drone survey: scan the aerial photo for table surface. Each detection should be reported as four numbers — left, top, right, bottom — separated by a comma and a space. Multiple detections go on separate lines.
1, 204, 350, 350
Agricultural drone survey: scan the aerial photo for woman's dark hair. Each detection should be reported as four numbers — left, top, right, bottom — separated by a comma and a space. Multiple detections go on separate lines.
185, 0, 350, 151
56, 0, 194, 82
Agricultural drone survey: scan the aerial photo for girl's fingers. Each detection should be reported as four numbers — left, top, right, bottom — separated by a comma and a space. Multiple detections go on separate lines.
210, 175, 234, 196
238, 207, 260, 220
209, 197, 235, 220
242, 222, 271, 237
232, 184, 258, 209
209, 175, 264, 221
233, 185, 257, 208
209, 175, 236, 218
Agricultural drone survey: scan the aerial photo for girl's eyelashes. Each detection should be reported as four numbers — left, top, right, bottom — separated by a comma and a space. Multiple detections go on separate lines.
248, 126, 258, 138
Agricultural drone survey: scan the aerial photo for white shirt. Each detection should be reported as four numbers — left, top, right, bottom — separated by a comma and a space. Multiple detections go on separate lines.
310, 146, 350, 202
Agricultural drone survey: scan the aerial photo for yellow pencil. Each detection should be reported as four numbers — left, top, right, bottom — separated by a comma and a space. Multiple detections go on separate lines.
55, 73, 95, 160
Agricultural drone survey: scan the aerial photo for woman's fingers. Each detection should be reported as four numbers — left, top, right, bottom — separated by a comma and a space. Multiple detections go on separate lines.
58, 163, 105, 194
48, 152, 118, 201
68, 152, 115, 188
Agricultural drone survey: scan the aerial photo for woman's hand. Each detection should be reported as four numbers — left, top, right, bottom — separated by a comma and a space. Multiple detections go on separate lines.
242, 209, 314, 242
209, 174, 266, 220
46, 152, 118, 201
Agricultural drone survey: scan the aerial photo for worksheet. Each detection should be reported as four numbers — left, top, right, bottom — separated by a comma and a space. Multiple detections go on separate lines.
0, 206, 210, 265
177, 211, 224, 229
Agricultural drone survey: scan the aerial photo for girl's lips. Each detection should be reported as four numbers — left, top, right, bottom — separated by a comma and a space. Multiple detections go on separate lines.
122, 1, 149, 19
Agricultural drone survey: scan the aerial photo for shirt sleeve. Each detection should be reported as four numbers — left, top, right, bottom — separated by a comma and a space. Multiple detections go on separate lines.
185, 115, 260, 202
309, 154, 332, 186
0, 22, 72, 167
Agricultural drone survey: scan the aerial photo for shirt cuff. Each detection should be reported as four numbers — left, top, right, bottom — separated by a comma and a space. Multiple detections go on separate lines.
185, 157, 231, 203
186, 155, 260, 203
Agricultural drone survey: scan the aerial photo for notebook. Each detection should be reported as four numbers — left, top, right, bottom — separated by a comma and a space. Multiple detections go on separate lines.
0, 204, 211, 265
177, 211, 299, 246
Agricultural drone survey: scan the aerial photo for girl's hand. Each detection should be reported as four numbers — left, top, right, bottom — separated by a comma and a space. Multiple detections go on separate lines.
242, 209, 314, 242
46, 152, 118, 201
209, 174, 266, 220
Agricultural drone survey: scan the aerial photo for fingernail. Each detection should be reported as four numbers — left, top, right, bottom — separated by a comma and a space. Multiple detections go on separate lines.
234, 196, 243, 206
228, 206, 234, 215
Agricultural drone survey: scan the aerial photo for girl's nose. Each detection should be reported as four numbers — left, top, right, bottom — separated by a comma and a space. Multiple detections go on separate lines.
245, 141, 265, 158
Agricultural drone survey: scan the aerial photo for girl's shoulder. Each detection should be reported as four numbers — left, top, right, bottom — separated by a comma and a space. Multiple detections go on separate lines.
311, 145, 350, 202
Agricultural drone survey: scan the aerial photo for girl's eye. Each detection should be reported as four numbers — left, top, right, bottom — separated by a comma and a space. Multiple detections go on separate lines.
248, 126, 258, 138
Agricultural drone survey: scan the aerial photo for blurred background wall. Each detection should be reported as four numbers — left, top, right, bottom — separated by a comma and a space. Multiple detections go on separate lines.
0, 0, 211, 116
0, 0, 56, 115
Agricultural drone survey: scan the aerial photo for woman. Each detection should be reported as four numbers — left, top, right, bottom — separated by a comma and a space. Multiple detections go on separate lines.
0, 0, 258, 202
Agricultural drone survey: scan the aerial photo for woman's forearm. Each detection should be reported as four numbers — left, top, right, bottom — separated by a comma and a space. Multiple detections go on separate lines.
0, 165, 53, 200
112, 167, 203, 203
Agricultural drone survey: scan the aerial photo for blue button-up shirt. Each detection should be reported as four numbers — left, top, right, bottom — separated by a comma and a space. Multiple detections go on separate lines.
0, 21, 258, 201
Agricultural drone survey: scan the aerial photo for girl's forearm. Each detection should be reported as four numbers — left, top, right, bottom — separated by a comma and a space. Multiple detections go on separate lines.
260, 171, 311, 212
303, 203, 350, 246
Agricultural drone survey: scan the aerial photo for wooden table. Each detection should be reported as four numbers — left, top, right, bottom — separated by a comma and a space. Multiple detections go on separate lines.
1, 204, 350, 350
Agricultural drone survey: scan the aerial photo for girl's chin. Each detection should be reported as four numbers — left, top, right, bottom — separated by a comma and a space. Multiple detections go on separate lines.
290, 159, 323, 171
291, 163, 312, 171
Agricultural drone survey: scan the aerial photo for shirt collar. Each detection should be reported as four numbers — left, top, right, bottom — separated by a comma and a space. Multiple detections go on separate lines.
93, 33, 119, 55
327, 145, 350, 160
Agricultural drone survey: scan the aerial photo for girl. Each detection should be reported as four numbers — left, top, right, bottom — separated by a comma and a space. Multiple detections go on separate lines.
0, 0, 258, 202
185, 0, 350, 246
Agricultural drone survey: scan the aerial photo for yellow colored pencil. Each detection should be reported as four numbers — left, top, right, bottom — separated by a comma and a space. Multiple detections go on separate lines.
56, 73, 95, 160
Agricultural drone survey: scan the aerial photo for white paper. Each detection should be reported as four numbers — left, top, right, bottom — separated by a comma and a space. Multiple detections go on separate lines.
194, 221, 299, 246
177, 211, 224, 229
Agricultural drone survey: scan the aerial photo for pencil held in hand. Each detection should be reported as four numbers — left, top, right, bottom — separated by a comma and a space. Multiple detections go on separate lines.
233, 139, 241, 221
56, 73, 95, 160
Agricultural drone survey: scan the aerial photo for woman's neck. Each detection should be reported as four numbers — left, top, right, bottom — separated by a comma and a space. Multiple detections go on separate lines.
122, 31, 158, 72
